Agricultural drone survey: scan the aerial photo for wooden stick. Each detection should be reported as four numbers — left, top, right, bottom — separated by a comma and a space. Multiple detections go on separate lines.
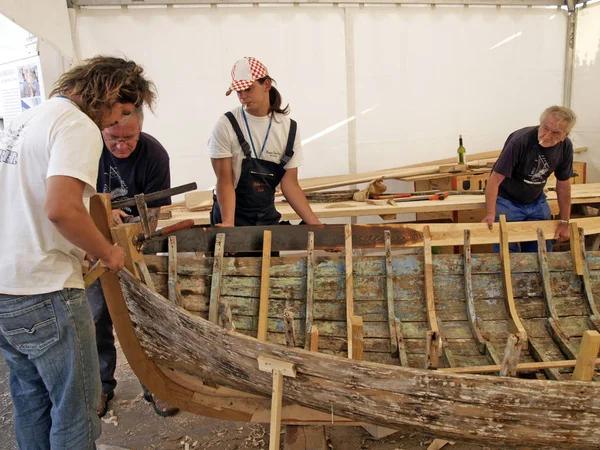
577, 227, 600, 331
284, 311, 296, 348
208, 233, 225, 324
258, 230, 273, 341
345, 224, 355, 359
570, 222, 583, 276
423, 226, 441, 369
304, 232, 315, 350
310, 326, 319, 352
573, 330, 600, 381
441, 358, 600, 374
499, 334, 523, 377
351, 316, 364, 360
384, 230, 399, 357
167, 235, 182, 306
84, 260, 107, 289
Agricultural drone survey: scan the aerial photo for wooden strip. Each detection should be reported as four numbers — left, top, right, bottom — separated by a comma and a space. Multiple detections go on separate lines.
499, 334, 523, 377
167, 235, 182, 306
258, 230, 273, 341
423, 226, 441, 369
208, 233, 225, 324
573, 330, 600, 381
351, 316, 364, 360
134, 260, 157, 292
527, 339, 563, 381
285, 311, 296, 348
345, 224, 355, 359
146, 216, 600, 253
270, 369, 284, 450
395, 318, 409, 367
570, 222, 583, 276
84, 260, 107, 289
310, 326, 319, 352
441, 357, 600, 374
304, 232, 315, 350
537, 229, 577, 359
384, 230, 399, 357
577, 227, 600, 331
499, 216, 528, 341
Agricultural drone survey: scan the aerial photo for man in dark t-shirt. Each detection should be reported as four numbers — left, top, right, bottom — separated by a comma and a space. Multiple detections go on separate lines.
87, 107, 179, 418
482, 105, 577, 252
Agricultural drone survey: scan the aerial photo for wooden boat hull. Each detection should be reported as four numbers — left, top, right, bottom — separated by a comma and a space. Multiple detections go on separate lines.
118, 269, 600, 448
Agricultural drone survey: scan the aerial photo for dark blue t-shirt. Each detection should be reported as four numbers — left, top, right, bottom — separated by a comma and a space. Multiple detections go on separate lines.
493, 126, 573, 205
96, 132, 171, 217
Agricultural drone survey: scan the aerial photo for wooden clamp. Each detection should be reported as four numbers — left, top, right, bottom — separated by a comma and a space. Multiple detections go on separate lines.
258, 356, 297, 450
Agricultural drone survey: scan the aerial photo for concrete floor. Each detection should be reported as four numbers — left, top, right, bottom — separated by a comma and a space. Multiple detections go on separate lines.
0, 342, 506, 450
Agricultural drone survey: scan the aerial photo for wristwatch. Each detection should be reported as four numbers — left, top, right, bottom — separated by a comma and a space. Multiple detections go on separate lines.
559, 219, 570, 224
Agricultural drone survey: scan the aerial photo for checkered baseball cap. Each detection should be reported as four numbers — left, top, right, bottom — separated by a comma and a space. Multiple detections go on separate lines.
225, 57, 269, 96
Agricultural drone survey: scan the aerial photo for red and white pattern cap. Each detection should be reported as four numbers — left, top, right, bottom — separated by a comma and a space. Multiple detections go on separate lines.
225, 57, 269, 96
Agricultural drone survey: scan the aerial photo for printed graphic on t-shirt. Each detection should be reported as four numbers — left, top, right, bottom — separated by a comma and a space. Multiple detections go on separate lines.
0, 125, 25, 165
525, 155, 549, 185
102, 166, 129, 199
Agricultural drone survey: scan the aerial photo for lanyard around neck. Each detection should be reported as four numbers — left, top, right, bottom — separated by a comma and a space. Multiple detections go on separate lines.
242, 108, 273, 159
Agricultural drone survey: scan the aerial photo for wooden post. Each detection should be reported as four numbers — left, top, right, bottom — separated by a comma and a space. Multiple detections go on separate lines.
499, 334, 523, 377
258, 356, 297, 450
351, 316, 364, 360
573, 330, 600, 381
304, 232, 315, 350
384, 230, 399, 357
344, 224, 355, 359
423, 226, 443, 369
167, 235, 183, 306
258, 230, 273, 341
208, 233, 225, 324
569, 222, 583, 276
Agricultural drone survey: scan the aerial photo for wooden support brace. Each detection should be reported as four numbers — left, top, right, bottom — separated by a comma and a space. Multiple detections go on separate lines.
351, 316, 364, 360
573, 330, 600, 381
425, 330, 442, 370
384, 230, 399, 357
257, 356, 297, 450
395, 318, 409, 367
208, 233, 225, 324
309, 326, 319, 352
570, 222, 583, 276
423, 226, 445, 369
498, 216, 528, 342
344, 224, 355, 359
258, 230, 273, 341
577, 227, 600, 331
499, 334, 524, 377
167, 235, 183, 306
304, 232, 315, 350
284, 311, 296, 348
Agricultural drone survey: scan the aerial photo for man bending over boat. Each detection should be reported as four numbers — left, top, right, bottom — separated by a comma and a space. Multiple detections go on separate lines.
0, 56, 154, 450
482, 105, 576, 252
87, 106, 179, 418
209, 56, 321, 227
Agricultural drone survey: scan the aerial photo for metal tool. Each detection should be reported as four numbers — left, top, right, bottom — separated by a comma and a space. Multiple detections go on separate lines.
111, 182, 197, 209
133, 219, 195, 251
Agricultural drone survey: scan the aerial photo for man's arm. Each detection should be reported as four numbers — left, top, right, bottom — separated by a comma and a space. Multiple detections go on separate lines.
45, 176, 125, 271
555, 179, 571, 241
211, 157, 236, 227
481, 171, 506, 230
280, 168, 322, 225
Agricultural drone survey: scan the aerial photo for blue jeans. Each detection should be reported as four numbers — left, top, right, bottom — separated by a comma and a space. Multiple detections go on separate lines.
494, 194, 552, 253
0, 289, 101, 449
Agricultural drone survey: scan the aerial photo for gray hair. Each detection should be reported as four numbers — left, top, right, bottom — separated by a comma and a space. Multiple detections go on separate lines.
540, 105, 577, 133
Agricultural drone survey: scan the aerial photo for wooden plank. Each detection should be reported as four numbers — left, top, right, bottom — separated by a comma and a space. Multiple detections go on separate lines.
351, 316, 364, 360
384, 230, 399, 357
148, 216, 600, 253
537, 228, 577, 360
570, 223, 584, 276
441, 357, 600, 374
258, 230, 273, 341
573, 330, 600, 381
345, 224, 355, 359
285, 311, 297, 348
284, 426, 327, 450
527, 339, 563, 381
310, 326, 319, 352
464, 230, 486, 354
396, 319, 409, 367
499, 334, 523, 377
304, 232, 315, 350
423, 226, 442, 369
208, 233, 225, 324
167, 235, 182, 306
499, 216, 528, 342
218, 298, 236, 331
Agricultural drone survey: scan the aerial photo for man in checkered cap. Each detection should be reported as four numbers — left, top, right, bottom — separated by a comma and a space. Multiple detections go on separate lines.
208, 56, 321, 227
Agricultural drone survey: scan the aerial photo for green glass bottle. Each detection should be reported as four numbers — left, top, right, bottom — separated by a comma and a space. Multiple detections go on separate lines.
457, 135, 466, 165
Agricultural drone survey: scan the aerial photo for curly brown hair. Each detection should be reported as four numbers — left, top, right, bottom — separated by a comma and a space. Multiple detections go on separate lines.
50, 56, 156, 123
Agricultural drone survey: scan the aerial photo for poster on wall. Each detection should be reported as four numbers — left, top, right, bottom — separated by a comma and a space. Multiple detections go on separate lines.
0, 55, 45, 129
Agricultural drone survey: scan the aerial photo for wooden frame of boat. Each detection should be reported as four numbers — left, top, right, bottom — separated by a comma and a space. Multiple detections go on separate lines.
90, 194, 600, 448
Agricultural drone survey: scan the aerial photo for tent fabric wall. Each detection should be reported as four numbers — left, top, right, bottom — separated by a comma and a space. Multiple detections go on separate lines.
571, 4, 600, 183
73, 6, 566, 191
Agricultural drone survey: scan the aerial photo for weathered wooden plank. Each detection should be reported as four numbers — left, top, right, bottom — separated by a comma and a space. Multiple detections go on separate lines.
442, 358, 600, 374
208, 233, 225, 324
528, 339, 564, 380
573, 330, 600, 381
499, 334, 522, 377
305, 232, 315, 350
218, 298, 235, 331
258, 230, 273, 341
578, 228, 600, 331
464, 230, 487, 355
167, 235, 183, 306
285, 311, 297, 348
570, 223, 584, 276
423, 226, 441, 369
345, 224, 355, 359
384, 231, 399, 357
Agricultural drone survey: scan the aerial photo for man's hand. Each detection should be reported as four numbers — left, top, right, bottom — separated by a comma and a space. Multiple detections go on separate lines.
215, 222, 234, 228
555, 221, 570, 242
100, 245, 126, 272
481, 214, 495, 230
112, 209, 133, 225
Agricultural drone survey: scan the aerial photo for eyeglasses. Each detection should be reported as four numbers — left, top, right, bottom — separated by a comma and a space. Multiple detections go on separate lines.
104, 136, 139, 146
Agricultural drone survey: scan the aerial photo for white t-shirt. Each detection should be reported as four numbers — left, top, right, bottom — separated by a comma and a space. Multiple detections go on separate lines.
208, 106, 303, 192
0, 97, 103, 295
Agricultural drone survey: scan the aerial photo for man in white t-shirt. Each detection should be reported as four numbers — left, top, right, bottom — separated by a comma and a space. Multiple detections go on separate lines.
0, 56, 156, 449
208, 56, 321, 227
